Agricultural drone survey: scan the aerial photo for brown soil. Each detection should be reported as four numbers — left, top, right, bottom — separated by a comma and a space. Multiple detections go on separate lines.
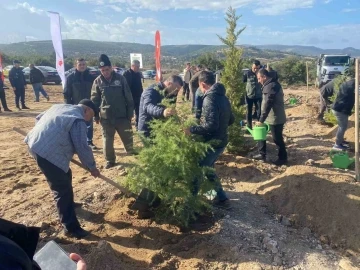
1, 83, 360, 269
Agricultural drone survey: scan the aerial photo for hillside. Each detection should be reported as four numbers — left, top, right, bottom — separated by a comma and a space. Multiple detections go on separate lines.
255, 44, 360, 57
0, 39, 299, 61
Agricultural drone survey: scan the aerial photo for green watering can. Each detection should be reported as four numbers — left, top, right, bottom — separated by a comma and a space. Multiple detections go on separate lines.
246, 123, 270, 141
329, 150, 355, 169
289, 98, 298, 105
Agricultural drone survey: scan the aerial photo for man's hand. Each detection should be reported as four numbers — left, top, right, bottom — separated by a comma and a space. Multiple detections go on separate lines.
163, 108, 176, 118
184, 128, 192, 136
70, 253, 87, 270
90, 168, 100, 178
255, 121, 265, 127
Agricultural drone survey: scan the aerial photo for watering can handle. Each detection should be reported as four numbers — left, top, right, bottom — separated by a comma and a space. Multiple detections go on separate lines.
246, 126, 253, 135
264, 122, 270, 133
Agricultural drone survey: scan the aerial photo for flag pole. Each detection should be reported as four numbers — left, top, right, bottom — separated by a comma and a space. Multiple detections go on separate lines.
355, 58, 359, 181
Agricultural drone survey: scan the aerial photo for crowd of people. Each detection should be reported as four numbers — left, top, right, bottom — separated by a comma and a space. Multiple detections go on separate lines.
0, 54, 356, 270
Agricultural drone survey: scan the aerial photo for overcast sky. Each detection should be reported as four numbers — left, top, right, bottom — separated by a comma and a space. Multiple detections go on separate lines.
0, 0, 359, 48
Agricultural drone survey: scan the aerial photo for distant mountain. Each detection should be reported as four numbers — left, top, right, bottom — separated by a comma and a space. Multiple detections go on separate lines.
254, 45, 360, 57
0, 40, 357, 67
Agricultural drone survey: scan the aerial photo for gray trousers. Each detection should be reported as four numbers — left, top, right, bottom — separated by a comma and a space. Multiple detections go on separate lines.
332, 110, 348, 145
101, 118, 133, 163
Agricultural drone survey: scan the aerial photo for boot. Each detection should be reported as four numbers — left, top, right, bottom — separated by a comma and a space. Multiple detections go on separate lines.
21, 105, 30, 109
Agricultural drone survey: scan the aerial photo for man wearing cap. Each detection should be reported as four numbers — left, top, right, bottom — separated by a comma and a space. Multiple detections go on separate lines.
123, 60, 143, 130
64, 58, 97, 149
91, 54, 135, 169
9, 60, 29, 110
24, 99, 101, 239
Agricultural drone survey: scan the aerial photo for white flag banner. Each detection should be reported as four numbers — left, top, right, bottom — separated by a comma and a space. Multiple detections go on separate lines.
48, 11, 66, 88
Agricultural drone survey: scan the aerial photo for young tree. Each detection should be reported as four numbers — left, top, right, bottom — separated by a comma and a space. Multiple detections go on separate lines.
217, 7, 247, 153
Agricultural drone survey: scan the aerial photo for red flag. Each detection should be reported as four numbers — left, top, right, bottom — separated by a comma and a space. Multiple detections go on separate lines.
155, 30, 162, 82
0, 53, 4, 82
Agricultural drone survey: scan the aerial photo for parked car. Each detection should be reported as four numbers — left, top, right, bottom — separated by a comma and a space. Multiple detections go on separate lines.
142, 70, 156, 80
22, 66, 61, 85
113, 67, 125, 75
65, 66, 100, 79
3, 65, 24, 77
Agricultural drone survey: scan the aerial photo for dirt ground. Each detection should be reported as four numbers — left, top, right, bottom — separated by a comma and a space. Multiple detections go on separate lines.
1, 81, 360, 270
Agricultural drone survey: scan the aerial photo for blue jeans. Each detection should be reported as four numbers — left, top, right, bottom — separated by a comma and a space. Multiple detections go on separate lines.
332, 110, 348, 145
193, 147, 228, 201
86, 120, 94, 143
194, 89, 203, 120
32, 83, 48, 102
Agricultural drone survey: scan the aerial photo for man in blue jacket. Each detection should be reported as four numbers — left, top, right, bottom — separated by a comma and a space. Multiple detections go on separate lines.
138, 75, 183, 138
185, 71, 234, 209
9, 60, 29, 111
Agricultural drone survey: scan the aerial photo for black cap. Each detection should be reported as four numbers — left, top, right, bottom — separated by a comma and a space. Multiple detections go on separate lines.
98, 54, 111, 68
13, 60, 20, 64
78, 99, 99, 118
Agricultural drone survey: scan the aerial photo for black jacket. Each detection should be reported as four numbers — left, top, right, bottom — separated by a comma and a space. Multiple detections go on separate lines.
268, 70, 278, 82
190, 83, 234, 148
0, 77, 4, 90
29, 68, 45, 84
64, 69, 95, 105
320, 80, 334, 100
332, 79, 355, 116
138, 82, 166, 137
9, 67, 26, 89
123, 69, 143, 102
259, 78, 286, 125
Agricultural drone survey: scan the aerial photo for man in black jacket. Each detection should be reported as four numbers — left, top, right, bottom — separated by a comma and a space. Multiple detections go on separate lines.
0, 72, 11, 112
254, 68, 287, 166
123, 60, 143, 129
317, 80, 334, 121
185, 71, 234, 209
29, 64, 49, 102
138, 75, 183, 138
243, 60, 262, 129
64, 58, 97, 149
332, 78, 355, 150
9, 60, 29, 110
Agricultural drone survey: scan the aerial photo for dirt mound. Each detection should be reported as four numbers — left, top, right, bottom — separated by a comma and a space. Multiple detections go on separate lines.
257, 165, 360, 251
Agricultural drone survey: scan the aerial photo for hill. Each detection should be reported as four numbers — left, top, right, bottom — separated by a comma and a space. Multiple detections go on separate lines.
255, 44, 360, 57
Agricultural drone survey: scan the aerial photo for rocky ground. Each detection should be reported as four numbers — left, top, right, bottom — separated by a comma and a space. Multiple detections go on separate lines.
0, 81, 360, 269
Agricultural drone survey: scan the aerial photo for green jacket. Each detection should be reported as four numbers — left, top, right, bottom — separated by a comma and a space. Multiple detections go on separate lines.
244, 70, 262, 99
91, 72, 134, 121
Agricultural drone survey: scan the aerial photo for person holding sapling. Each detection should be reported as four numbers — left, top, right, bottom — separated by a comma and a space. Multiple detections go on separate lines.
138, 75, 183, 138
185, 70, 234, 210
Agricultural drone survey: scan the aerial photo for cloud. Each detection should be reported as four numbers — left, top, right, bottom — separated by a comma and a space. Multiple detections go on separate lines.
77, 0, 315, 15
342, 8, 358, 12
7, 2, 45, 15
107, 4, 122, 12
323, 0, 332, 3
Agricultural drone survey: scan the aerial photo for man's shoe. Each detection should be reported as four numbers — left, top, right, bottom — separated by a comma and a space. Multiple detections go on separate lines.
273, 159, 288, 166
46, 96, 50, 101
342, 140, 350, 146
4, 108, 12, 112
253, 154, 266, 161
74, 202, 83, 208
213, 199, 232, 210
88, 141, 98, 150
21, 105, 30, 109
105, 162, 115, 169
333, 144, 349, 151
64, 227, 89, 239
16, 107, 21, 111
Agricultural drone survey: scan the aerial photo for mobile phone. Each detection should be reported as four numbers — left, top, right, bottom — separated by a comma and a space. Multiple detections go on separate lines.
33, 241, 77, 270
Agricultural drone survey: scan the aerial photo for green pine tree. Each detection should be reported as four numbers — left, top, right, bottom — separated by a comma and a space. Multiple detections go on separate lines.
126, 100, 215, 227
217, 7, 247, 154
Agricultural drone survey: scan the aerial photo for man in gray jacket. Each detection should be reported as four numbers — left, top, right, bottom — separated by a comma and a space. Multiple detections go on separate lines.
25, 99, 100, 239
254, 68, 287, 166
